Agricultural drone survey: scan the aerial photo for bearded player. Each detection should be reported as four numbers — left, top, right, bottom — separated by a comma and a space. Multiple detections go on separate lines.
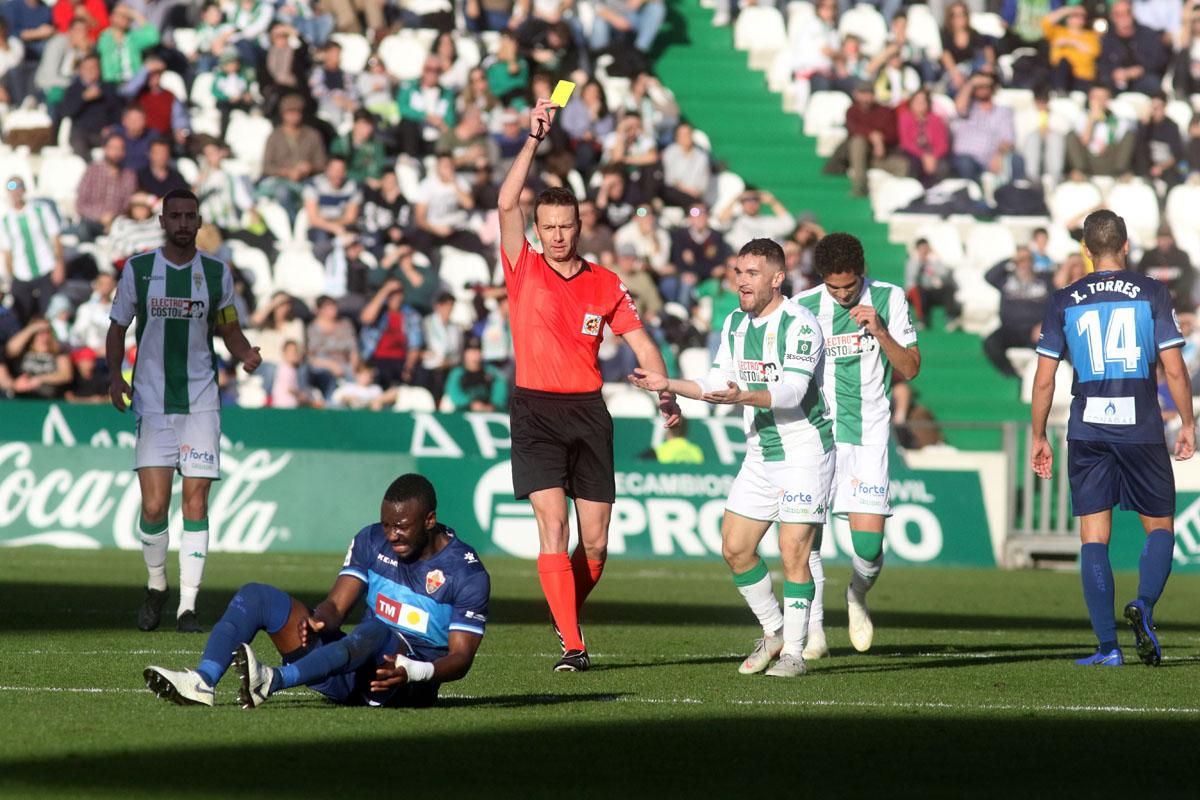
498, 97, 681, 672
631, 238, 833, 677
793, 233, 920, 656
107, 189, 261, 633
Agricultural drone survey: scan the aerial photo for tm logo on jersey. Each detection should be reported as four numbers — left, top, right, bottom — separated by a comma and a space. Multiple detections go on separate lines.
179, 444, 215, 465
149, 297, 207, 320
737, 360, 780, 383
375, 594, 430, 634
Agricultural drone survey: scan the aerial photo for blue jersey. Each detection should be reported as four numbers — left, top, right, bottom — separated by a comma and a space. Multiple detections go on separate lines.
339, 524, 490, 661
1036, 270, 1183, 443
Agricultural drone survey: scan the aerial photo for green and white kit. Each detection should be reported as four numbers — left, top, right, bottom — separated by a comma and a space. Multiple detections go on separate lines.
110, 249, 237, 478
793, 278, 917, 516
699, 300, 834, 524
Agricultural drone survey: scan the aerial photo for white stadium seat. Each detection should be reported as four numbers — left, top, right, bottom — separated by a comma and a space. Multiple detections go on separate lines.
439, 247, 491, 298
678, 347, 712, 380
605, 386, 658, 418
332, 33, 371, 74
802, 91, 851, 138
734, 6, 788, 70
1165, 184, 1200, 240
226, 114, 274, 179
1106, 180, 1159, 247
838, 4, 887, 55
273, 244, 325, 305
378, 32, 429, 81
905, 4, 943, 59
968, 12, 1006, 39
1049, 181, 1102, 230
963, 222, 1017, 272
34, 152, 86, 220
391, 385, 437, 412
913, 221, 965, 268
872, 176, 924, 222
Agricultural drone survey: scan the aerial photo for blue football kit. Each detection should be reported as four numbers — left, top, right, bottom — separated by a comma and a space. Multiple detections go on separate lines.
292, 524, 490, 706
1036, 270, 1184, 516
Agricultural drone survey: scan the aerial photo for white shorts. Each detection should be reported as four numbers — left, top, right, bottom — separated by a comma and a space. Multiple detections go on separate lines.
831, 442, 891, 517
135, 411, 221, 479
726, 451, 835, 525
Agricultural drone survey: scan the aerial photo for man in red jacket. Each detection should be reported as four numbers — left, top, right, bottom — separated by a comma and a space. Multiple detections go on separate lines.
825, 81, 909, 196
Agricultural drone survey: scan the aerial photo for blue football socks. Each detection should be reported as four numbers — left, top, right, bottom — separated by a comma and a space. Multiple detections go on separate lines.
196, 583, 292, 687
277, 618, 392, 691
1136, 529, 1174, 608
1080, 543, 1118, 653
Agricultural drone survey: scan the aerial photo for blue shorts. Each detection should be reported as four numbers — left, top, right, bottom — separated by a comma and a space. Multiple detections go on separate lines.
283, 627, 440, 708
1067, 440, 1175, 518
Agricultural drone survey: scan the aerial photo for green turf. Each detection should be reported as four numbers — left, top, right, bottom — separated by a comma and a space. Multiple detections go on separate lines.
2, 548, 1199, 798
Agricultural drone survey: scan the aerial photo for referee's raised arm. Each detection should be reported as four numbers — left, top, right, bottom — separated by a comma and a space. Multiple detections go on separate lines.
498, 98, 556, 267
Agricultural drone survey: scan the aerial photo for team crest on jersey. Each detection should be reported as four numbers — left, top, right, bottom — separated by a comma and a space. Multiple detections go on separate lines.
193, 270, 203, 291
581, 313, 602, 336
425, 569, 446, 594
737, 359, 780, 383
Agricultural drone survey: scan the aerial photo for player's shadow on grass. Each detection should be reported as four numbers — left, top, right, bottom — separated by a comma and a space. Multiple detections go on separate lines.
4, 712, 1200, 797
437, 691, 632, 708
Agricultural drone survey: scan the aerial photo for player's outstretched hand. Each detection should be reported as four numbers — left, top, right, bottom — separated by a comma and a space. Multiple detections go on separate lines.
628, 367, 668, 392
703, 381, 745, 405
299, 616, 324, 648
242, 346, 262, 374
109, 374, 132, 412
1176, 425, 1195, 461
370, 654, 410, 692
1031, 435, 1054, 479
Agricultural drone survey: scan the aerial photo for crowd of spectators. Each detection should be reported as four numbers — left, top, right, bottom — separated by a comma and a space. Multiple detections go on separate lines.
809, 0, 1200, 195
0, 0, 825, 411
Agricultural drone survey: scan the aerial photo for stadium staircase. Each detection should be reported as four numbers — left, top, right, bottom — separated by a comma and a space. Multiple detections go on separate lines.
654, 0, 1026, 447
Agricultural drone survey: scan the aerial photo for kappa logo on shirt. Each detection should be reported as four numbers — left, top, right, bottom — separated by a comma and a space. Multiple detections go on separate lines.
581, 313, 603, 336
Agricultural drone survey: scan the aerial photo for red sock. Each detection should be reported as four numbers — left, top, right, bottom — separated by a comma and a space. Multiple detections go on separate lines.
571, 547, 606, 611
538, 553, 584, 651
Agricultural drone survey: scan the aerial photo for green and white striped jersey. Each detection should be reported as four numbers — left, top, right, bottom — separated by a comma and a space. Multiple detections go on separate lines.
704, 299, 833, 463
110, 249, 237, 416
0, 202, 60, 282
793, 278, 918, 446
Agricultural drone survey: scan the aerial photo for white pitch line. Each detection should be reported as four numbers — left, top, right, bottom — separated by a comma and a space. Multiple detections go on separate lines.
438, 693, 1200, 716
3, 685, 1198, 716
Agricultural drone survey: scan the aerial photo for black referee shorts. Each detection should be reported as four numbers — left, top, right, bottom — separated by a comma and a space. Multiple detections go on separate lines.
510, 387, 615, 503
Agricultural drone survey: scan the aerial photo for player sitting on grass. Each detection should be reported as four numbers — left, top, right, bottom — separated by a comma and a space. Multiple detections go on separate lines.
143, 474, 490, 707
630, 238, 834, 677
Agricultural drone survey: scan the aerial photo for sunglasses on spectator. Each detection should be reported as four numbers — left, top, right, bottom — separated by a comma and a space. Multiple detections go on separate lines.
5, 180, 21, 191
636, 207, 652, 217
688, 206, 704, 217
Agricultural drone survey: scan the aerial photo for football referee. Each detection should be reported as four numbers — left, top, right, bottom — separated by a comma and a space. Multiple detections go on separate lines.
498, 98, 682, 672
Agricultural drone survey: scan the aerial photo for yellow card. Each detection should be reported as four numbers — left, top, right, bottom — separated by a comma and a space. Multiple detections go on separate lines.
551, 80, 576, 108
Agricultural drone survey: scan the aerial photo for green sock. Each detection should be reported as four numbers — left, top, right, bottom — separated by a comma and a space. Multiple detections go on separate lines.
851, 529, 884, 561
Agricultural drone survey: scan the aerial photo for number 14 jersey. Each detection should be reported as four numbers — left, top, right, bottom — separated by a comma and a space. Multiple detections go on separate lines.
1036, 270, 1184, 444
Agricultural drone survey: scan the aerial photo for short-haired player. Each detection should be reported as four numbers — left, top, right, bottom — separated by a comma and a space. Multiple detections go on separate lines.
106, 189, 262, 633
143, 474, 491, 707
793, 232, 921, 656
631, 238, 834, 677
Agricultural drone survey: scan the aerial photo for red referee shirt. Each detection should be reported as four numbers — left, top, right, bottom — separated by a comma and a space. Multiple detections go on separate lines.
502, 239, 642, 393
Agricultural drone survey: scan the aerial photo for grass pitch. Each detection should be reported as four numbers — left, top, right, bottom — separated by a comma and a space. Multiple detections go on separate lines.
2, 548, 1199, 798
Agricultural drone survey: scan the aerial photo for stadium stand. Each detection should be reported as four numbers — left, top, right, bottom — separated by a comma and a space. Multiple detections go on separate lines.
2, 0, 1198, 451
